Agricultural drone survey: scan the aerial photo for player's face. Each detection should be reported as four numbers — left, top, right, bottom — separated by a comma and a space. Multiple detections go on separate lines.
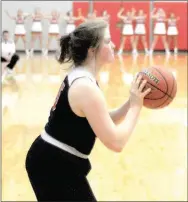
96, 27, 115, 66
3, 32, 9, 41
170, 13, 175, 18
158, 9, 165, 16
69, 11, 73, 17
35, 8, 40, 15
17, 9, 23, 16
52, 10, 57, 16
126, 11, 131, 16
139, 10, 143, 15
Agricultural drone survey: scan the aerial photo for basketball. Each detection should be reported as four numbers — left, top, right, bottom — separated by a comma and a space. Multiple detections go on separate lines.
137, 66, 177, 109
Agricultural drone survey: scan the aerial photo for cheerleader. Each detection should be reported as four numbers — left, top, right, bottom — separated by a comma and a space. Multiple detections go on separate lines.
167, 12, 180, 54
64, 10, 81, 34
150, 8, 170, 55
133, 9, 149, 54
44, 10, 61, 56
101, 10, 110, 24
117, 7, 136, 55
30, 7, 45, 56
5, 9, 30, 56
77, 8, 86, 24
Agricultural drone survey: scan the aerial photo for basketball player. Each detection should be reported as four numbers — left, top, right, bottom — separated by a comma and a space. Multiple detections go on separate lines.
30, 7, 45, 56
25, 19, 151, 201
1, 30, 19, 83
167, 12, 180, 54
133, 9, 149, 55
117, 7, 136, 55
44, 9, 61, 56
150, 8, 170, 55
5, 9, 30, 56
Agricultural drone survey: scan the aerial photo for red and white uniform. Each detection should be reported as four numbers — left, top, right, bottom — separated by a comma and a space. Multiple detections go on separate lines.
49, 17, 59, 34
122, 16, 134, 35
31, 15, 42, 32
15, 16, 26, 35
154, 16, 166, 35
167, 19, 178, 36
134, 16, 146, 35
65, 17, 75, 34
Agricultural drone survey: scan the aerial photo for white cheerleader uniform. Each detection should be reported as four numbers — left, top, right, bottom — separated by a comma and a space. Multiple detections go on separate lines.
66, 17, 75, 34
31, 16, 42, 32
15, 17, 26, 35
122, 17, 134, 35
49, 17, 59, 34
154, 16, 166, 35
134, 16, 146, 35
167, 19, 178, 36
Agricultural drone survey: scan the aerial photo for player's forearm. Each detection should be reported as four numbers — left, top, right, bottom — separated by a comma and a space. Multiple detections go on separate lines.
109, 99, 130, 124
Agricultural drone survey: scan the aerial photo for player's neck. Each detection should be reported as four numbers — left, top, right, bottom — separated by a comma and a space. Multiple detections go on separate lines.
80, 60, 99, 78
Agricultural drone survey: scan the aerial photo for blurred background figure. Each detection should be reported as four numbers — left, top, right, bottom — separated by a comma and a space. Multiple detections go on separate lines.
167, 12, 180, 54
1, 30, 19, 83
5, 9, 30, 56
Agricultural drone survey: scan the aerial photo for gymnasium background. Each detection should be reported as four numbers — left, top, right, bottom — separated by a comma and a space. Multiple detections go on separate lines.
1, 1, 187, 201
2, 1, 188, 51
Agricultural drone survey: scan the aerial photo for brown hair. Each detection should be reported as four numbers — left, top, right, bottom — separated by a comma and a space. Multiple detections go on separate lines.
58, 19, 108, 66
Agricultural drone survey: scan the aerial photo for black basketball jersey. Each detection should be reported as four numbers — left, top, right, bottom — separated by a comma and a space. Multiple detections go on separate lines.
45, 71, 97, 155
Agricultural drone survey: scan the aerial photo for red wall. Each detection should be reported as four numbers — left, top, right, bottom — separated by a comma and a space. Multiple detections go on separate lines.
73, 1, 187, 51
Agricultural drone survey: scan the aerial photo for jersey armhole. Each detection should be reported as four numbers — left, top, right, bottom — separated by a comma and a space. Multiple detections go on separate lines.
69, 76, 95, 87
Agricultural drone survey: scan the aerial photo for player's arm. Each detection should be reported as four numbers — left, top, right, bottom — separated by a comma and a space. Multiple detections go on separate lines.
68, 76, 150, 152
151, 8, 158, 19
131, 8, 136, 18
109, 100, 130, 124
5, 10, 16, 20
117, 7, 126, 20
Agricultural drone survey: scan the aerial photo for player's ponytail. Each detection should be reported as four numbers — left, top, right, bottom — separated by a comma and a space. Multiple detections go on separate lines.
58, 34, 72, 64
58, 19, 108, 66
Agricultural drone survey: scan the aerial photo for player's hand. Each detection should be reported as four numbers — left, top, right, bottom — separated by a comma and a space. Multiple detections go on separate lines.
129, 75, 151, 108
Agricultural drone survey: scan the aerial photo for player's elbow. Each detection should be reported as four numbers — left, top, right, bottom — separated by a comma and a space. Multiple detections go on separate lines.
105, 137, 126, 153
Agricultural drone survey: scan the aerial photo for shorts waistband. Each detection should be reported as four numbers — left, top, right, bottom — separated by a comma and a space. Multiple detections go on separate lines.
40, 130, 89, 159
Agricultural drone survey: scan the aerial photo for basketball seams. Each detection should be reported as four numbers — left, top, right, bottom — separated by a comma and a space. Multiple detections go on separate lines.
152, 67, 169, 95
140, 68, 174, 99
151, 73, 174, 108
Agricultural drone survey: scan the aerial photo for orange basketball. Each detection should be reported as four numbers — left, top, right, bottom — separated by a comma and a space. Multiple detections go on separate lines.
137, 66, 177, 109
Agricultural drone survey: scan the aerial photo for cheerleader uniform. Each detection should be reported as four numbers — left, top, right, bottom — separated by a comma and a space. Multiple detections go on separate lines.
122, 17, 134, 36
153, 16, 166, 35
66, 17, 75, 34
134, 16, 146, 35
167, 19, 178, 53
49, 17, 59, 35
15, 16, 26, 35
167, 19, 178, 36
31, 16, 42, 33
25, 69, 97, 201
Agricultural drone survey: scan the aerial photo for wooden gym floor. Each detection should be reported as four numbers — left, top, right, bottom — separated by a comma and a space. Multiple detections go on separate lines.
2, 53, 187, 201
